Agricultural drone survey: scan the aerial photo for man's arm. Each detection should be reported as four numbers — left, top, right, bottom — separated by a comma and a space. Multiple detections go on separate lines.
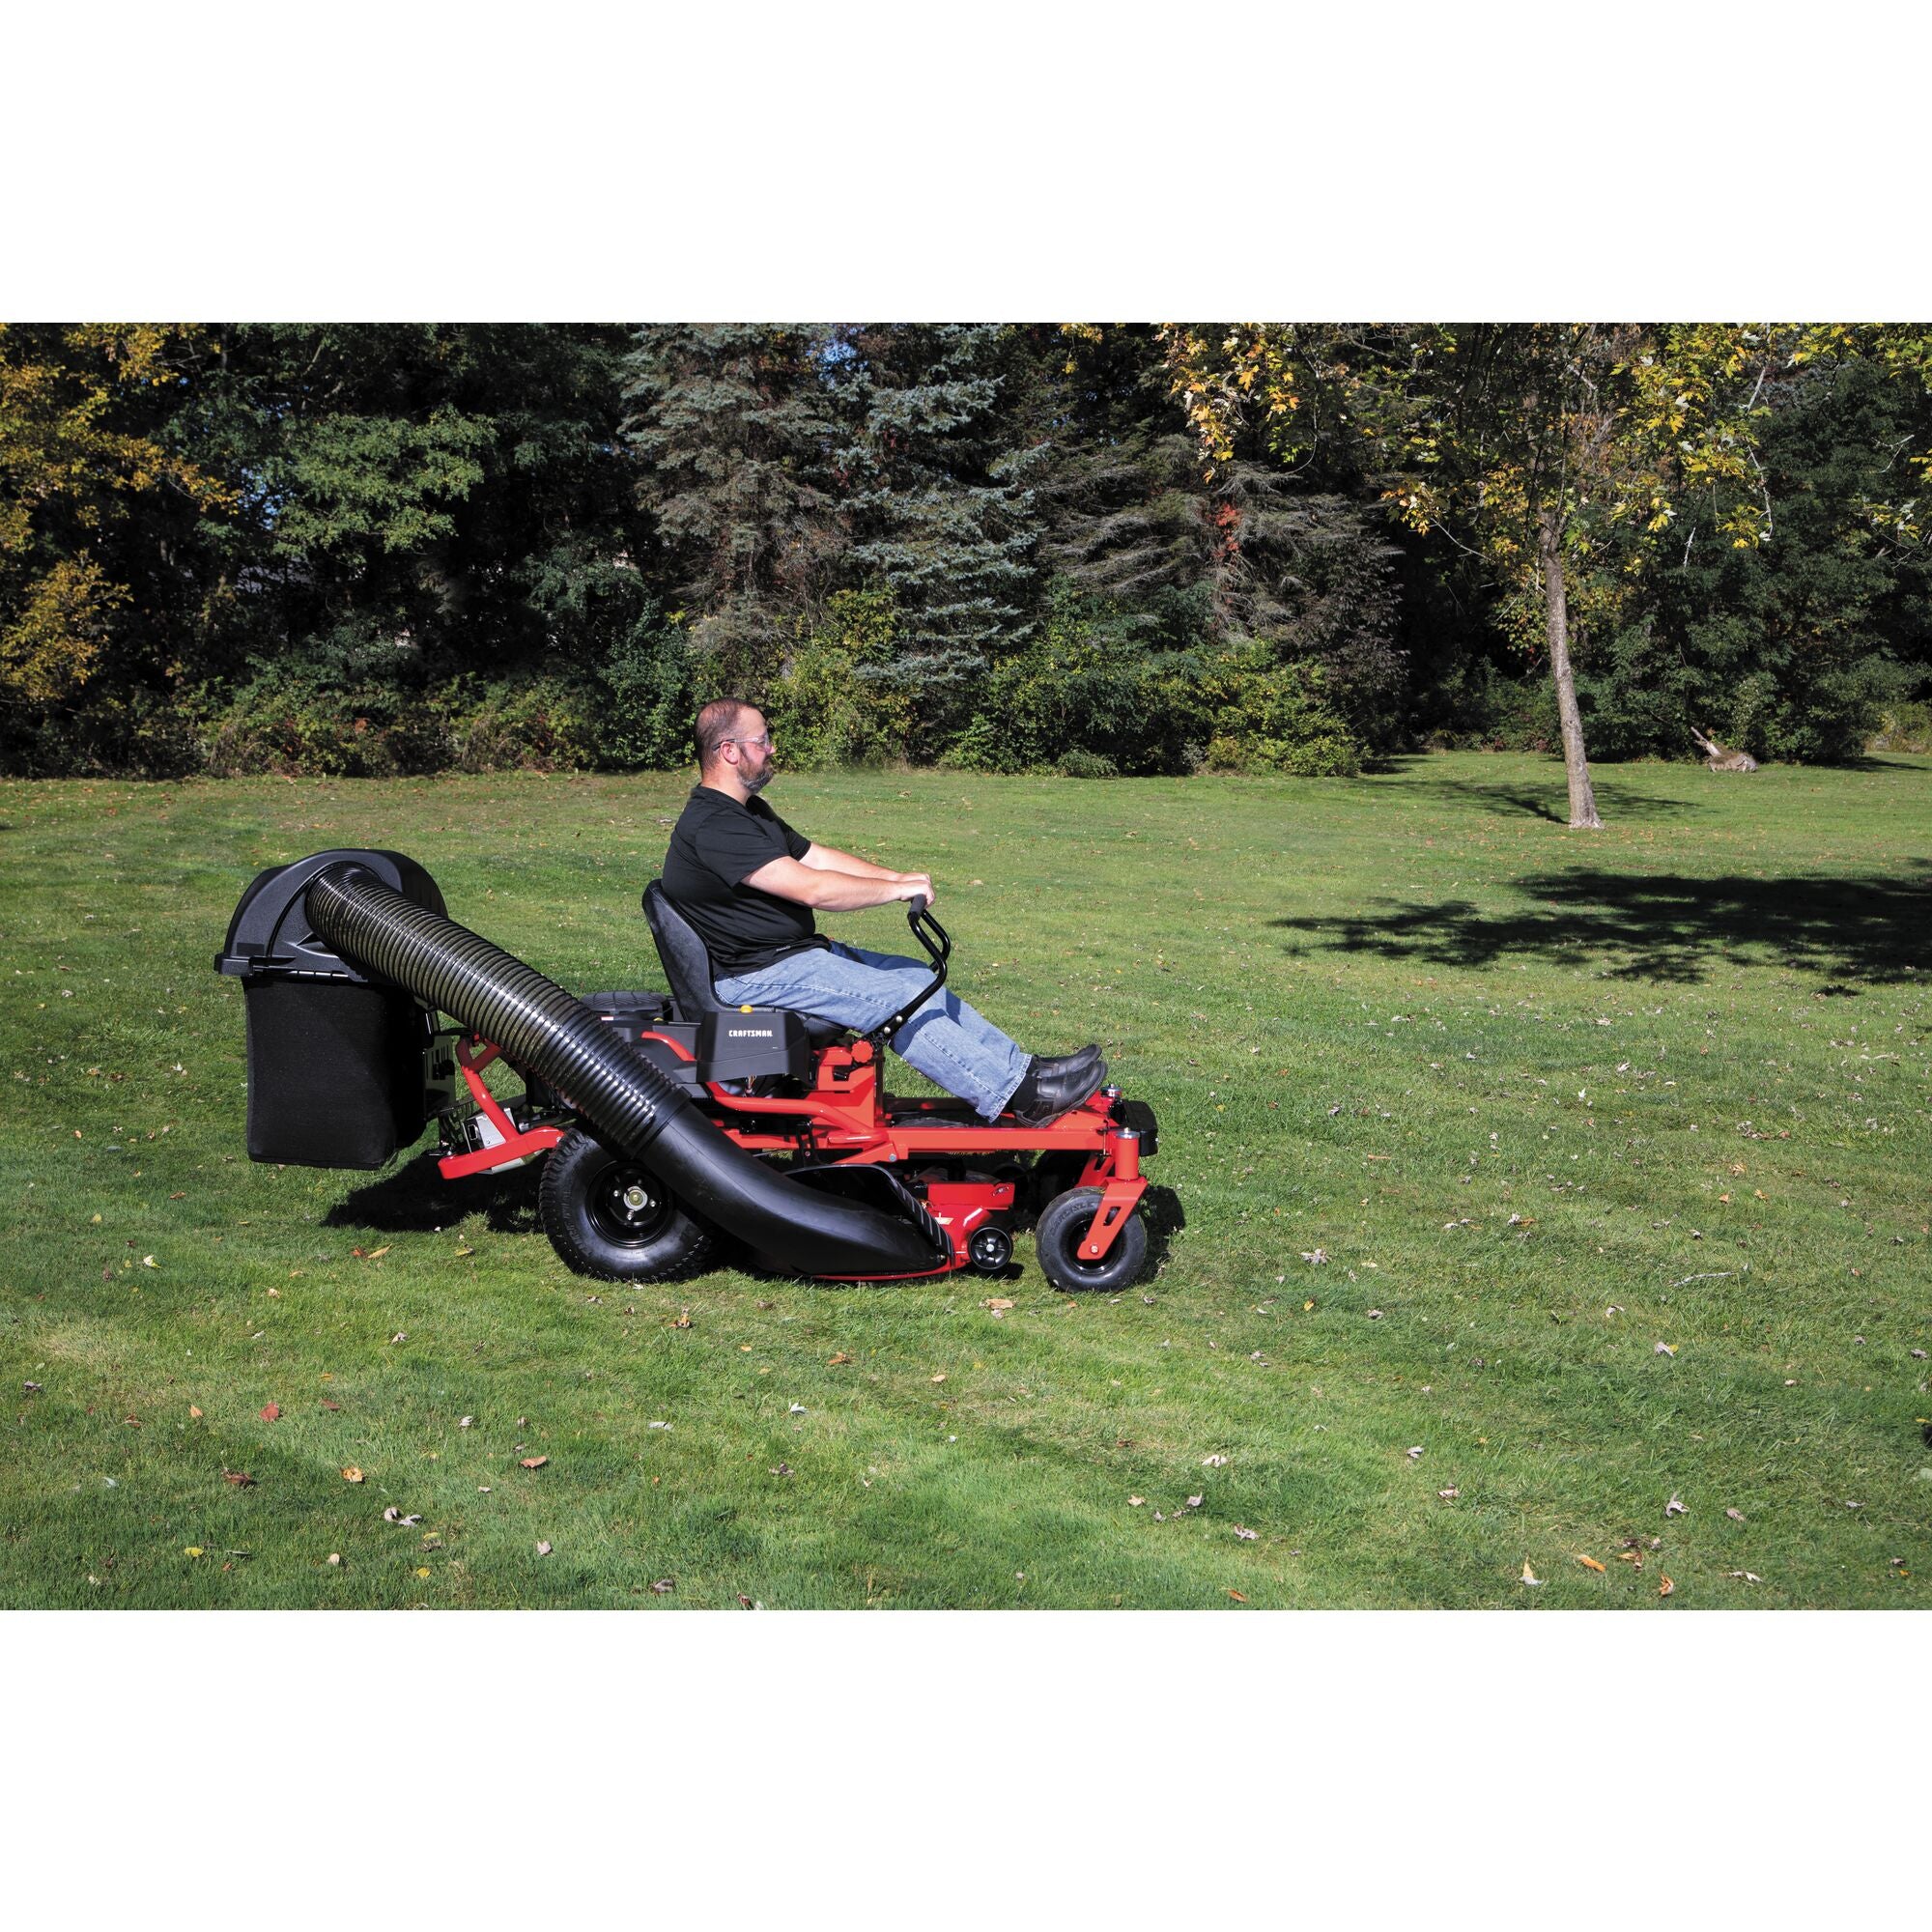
799, 841, 904, 883
743, 855, 933, 913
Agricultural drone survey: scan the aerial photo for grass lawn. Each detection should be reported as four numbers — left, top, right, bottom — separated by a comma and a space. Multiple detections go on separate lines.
3, 752, 1929, 1609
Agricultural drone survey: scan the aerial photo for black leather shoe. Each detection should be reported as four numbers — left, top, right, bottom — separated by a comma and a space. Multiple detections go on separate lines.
1011, 1057, 1108, 1126
1032, 1044, 1101, 1079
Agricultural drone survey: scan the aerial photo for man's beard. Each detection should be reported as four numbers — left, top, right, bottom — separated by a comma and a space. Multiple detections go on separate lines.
743, 759, 775, 794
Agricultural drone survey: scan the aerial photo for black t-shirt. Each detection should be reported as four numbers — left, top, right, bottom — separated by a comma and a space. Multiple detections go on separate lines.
661, 785, 829, 977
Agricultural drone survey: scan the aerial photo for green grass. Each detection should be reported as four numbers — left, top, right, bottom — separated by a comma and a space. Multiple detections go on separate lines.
3, 753, 1929, 1608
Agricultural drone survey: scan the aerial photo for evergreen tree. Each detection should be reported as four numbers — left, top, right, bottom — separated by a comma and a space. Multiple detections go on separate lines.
832, 324, 1042, 743
620, 325, 846, 676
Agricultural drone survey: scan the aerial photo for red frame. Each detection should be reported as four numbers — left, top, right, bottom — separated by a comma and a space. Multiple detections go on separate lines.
434, 1028, 1148, 1274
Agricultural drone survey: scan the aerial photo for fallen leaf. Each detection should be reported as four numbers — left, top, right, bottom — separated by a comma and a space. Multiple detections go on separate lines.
981, 1299, 1014, 1315
1659, 1576, 1676, 1597
1665, 1493, 1688, 1517
1227, 1589, 1249, 1602
671, 1309, 693, 1329
1520, 1561, 1542, 1586
1727, 1571, 1762, 1583
827, 1351, 853, 1366
364, 1246, 391, 1261
341, 1466, 364, 1483
184, 1546, 204, 1558
320, 1399, 341, 1411
738, 1595, 755, 1608
536, 1541, 553, 1556
414, 1567, 431, 1578
1232, 1525, 1258, 1541
141, 1255, 157, 1269
222, 1470, 255, 1488
650, 1577, 675, 1593
389, 1332, 407, 1345
1406, 1445, 1424, 1461
1366, 1308, 1384, 1321
1184, 1493, 1203, 1510
1128, 1495, 1145, 1507
1655, 1342, 1677, 1356
259, 1402, 280, 1422
1725, 1507, 1746, 1522
327, 1552, 341, 1566
1202, 1454, 1229, 1467
458, 1414, 473, 1427
930, 1373, 948, 1383
187, 1404, 203, 1419
770, 1462, 793, 1477
520, 1456, 549, 1469
1576, 1553, 1606, 1573
1437, 1487, 1460, 1500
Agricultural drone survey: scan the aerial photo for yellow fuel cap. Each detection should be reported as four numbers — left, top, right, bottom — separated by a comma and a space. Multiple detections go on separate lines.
741, 1005, 753, 1012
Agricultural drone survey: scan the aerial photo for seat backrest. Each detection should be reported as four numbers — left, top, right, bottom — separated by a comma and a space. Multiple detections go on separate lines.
641, 881, 726, 1021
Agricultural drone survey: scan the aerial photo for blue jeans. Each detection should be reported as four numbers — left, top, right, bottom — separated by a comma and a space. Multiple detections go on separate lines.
714, 940, 1031, 1122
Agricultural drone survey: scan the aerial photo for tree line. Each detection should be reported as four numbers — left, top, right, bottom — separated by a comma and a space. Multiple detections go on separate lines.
3, 323, 1928, 802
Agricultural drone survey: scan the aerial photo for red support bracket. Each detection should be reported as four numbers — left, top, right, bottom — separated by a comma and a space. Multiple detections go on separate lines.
436, 1036, 564, 1179
1077, 1175, 1147, 1263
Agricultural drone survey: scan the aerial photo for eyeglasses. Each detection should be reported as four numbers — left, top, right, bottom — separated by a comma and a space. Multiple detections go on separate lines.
728, 733, 773, 751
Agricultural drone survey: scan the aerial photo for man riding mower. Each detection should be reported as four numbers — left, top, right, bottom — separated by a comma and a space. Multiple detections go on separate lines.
213, 701, 1161, 1293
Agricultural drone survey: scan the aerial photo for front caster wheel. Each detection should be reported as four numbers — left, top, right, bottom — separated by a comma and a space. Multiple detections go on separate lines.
538, 1128, 716, 1282
1033, 1185, 1149, 1293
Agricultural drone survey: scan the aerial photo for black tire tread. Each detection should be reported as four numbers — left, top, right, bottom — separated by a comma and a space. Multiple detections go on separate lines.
539, 1127, 717, 1283
1033, 1184, 1149, 1293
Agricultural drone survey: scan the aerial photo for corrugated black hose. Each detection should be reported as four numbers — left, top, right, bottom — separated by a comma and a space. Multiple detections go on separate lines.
303, 864, 949, 1279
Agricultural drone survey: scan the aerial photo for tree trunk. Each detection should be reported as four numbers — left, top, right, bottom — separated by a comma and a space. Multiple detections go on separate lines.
1539, 509, 1602, 830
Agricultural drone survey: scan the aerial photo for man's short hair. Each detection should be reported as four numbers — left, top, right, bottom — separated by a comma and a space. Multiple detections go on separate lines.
695, 697, 753, 770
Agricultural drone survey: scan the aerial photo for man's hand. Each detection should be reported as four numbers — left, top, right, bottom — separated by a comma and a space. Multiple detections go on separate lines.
897, 872, 936, 911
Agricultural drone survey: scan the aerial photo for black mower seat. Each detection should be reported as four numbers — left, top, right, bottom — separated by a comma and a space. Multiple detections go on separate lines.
641, 880, 849, 1048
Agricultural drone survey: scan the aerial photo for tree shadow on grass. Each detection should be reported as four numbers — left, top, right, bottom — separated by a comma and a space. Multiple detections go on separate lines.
1377, 774, 1710, 822
1273, 864, 1932, 985
326, 1149, 542, 1236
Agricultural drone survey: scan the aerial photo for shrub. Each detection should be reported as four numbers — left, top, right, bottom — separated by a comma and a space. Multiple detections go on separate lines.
1867, 696, 1932, 753
439, 677, 598, 773
1195, 641, 1360, 776
760, 590, 916, 769
1059, 748, 1119, 778
597, 619, 694, 771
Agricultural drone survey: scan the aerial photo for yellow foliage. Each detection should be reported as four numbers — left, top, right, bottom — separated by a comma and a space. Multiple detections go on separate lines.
0, 324, 233, 703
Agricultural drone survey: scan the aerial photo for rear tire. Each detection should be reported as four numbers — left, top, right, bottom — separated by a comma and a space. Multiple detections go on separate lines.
539, 1128, 716, 1283
1033, 1185, 1149, 1293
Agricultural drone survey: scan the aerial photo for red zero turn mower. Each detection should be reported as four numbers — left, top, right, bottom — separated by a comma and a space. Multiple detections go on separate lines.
216, 850, 1159, 1292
